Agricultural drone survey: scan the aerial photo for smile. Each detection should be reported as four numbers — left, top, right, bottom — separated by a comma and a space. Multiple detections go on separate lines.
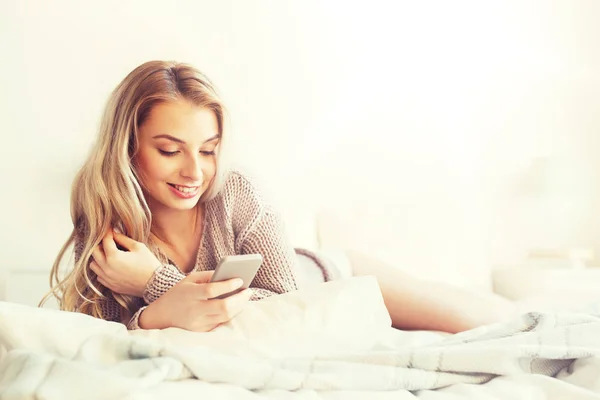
167, 183, 201, 198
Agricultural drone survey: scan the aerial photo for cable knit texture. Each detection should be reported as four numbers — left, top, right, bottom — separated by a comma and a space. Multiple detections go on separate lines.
73, 169, 329, 329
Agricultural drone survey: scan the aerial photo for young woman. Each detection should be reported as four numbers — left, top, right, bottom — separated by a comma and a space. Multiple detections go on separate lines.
44, 61, 515, 333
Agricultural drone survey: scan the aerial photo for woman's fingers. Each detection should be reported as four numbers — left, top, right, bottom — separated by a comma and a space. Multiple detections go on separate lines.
89, 260, 107, 283
147, 276, 251, 331
198, 278, 244, 300
92, 245, 106, 266
89, 260, 101, 274
185, 271, 215, 284
112, 231, 140, 251
102, 230, 119, 256
205, 289, 252, 322
90, 260, 112, 289
97, 275, 108, 288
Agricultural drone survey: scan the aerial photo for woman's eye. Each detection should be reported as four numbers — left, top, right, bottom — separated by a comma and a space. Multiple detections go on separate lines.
200, 150, 216, 156
158, 149, 179, 156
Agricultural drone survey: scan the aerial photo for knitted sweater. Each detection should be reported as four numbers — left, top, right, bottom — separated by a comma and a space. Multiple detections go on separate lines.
74, 170, 327, 329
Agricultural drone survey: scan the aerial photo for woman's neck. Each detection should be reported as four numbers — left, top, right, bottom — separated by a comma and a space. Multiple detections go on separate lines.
150, 204, 203, 246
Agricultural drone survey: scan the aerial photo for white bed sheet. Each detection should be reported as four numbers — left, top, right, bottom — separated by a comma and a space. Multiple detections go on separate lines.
1, 277, 600, 399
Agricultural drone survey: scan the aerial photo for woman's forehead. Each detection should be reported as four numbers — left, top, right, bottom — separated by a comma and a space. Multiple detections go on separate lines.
140, 100, 219, 144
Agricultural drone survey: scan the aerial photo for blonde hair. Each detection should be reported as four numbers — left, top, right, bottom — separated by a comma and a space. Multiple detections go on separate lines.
40, 61, 228, 321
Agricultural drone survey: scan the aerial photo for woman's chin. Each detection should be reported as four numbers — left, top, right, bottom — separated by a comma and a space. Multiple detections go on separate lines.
149, 197, 201, 212
168, 198, 201, 210
145, 189, 203, 212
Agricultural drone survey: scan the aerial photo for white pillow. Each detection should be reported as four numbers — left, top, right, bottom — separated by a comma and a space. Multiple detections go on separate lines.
0, 277, 391, 360
133, 276, 392, 358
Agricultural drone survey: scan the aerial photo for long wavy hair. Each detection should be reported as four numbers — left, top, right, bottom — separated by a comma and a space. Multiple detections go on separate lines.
40, 61, 228, 322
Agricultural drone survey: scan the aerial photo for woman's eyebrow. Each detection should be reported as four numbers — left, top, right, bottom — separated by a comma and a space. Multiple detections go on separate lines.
152, 134, 220, 144
203, 134, 220, 143
152, 134, 186, 144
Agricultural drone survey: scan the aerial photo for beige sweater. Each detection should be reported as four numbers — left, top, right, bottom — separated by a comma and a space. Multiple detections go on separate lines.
74, 170, 330, 329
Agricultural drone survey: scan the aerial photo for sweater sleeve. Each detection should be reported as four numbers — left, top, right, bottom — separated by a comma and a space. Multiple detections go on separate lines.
232, 173, 300, 300
142, 264, 186, 304
78, 228, 184, 305
128, 263, 189, 329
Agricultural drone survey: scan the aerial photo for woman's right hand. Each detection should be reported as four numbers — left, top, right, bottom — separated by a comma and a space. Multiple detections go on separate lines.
137, 271, 252, 331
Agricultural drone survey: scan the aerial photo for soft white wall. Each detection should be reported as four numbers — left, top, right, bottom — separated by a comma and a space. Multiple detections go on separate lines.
1, 0, 599, 301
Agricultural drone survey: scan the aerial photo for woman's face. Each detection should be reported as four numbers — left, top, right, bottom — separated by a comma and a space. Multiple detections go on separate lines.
134, 99, 220, 212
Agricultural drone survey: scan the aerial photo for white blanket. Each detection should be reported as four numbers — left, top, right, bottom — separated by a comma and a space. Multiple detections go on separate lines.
1, 277, 600, 400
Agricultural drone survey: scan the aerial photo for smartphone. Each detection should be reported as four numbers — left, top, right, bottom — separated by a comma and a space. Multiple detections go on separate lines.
209, 254, 263, 299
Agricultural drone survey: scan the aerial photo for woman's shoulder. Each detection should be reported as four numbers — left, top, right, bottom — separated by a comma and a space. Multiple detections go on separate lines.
219, 167, 265, 202
208, 167, 272, 218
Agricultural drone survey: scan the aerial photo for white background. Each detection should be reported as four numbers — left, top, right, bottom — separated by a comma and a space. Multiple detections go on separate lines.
1, 0, 599, 302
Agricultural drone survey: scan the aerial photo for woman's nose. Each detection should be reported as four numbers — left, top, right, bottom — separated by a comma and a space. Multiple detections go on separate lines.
180, 154, 203, 182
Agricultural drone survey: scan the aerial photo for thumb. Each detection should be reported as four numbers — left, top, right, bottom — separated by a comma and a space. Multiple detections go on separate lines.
184, 271, 215, 284
112, 231, 139, 251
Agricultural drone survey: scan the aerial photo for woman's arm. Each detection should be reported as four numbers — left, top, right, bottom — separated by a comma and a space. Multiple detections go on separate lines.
142, 264, 186, 303
241, 209, 300, 300
87, 230, 187, 304
73, 231, 169, 327
231, 173, 300, 300
73, 232, 140, 325
135, 271, 252, 331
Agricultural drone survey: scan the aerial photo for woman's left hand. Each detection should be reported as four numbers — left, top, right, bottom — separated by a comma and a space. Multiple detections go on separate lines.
90, 230, 161, 298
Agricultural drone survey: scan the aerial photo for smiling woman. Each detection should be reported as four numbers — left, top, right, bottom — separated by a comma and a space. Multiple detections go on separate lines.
41, 60, 515, 334
41, 61, 308, 331
135, 102, 219, 210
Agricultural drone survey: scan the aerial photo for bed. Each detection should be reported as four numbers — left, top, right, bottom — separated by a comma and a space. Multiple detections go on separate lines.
2, 275, 600, 399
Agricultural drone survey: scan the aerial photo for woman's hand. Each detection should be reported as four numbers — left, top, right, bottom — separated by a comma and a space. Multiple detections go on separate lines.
138, 271, 252, 331
90, 230, 161, 297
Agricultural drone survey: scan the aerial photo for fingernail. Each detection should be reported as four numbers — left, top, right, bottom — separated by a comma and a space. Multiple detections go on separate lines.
233, 278, 244, 288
